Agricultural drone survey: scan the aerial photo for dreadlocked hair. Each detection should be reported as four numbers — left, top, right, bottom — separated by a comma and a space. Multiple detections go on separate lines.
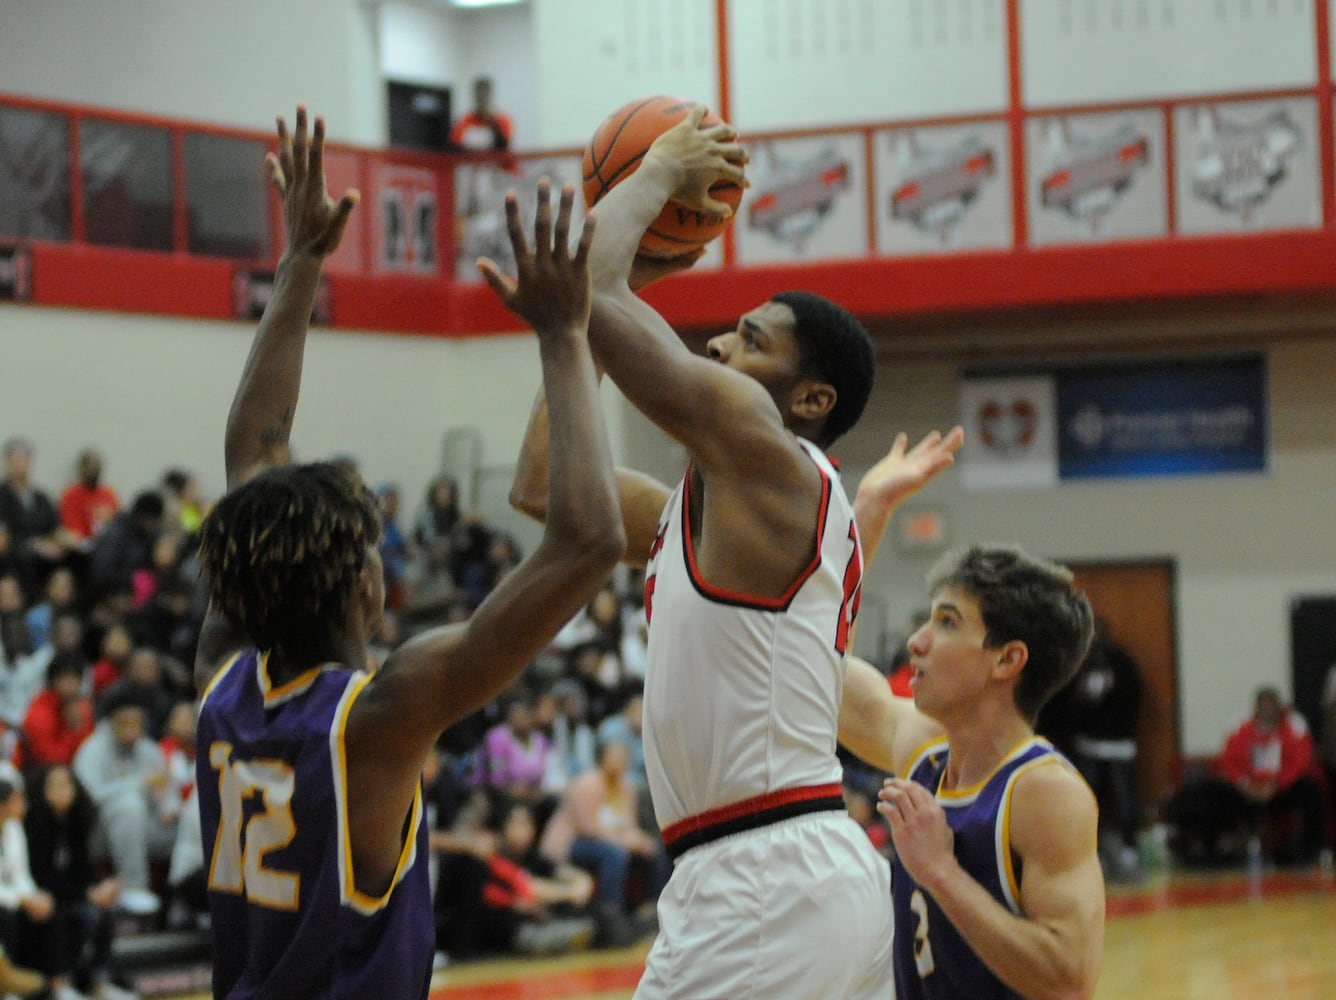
198, 462, 382, 656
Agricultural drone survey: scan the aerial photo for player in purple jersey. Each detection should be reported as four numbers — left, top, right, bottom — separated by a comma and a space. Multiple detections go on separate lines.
838, 543, 1103, 1000
193, 107, 623, 1000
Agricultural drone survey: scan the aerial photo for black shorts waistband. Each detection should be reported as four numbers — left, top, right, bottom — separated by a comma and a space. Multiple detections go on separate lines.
660, 783, 846, 861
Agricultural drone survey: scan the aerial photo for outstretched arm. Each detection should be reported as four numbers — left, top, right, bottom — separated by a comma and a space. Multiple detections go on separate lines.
510, 388, 669, 568
508, 255, 701, 566
852, 426, 964, 572
345, 184, 624, 894
838, 655, 940, 774
196, 108, 358, 690
222, 107, 357, 490
583, 109, 776, 479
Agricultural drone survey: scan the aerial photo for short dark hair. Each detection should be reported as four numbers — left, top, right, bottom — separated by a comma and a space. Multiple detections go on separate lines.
770, 290, 875, 447
130, 491, 166, 521
46, 651, 85, 687
926, 544, 1095, 722
162, 469, 190, 496
198, 462, 381, 656
98, 684, 150, 721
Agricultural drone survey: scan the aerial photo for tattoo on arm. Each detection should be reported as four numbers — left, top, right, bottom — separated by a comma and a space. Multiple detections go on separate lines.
258, 407, 294, 448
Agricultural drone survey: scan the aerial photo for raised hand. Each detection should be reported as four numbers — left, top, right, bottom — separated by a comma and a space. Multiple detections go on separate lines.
644, 105, 749, 218
265, 106, 359, 259
879, 778, 956, 888
857, 426, 965, 513
477, 180, 597, 336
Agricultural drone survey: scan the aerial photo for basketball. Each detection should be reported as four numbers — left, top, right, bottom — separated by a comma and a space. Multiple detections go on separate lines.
581, 95, 743, 259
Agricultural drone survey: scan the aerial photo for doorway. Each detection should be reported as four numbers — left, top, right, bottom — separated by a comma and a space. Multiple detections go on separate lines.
1067, 560, 1179, 824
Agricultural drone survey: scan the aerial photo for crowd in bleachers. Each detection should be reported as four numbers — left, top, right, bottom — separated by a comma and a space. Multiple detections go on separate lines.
0, 437, 203, 999
0, 433, 900, 982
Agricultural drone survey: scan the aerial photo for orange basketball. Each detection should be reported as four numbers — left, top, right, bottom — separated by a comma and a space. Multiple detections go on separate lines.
582, 95, 743, 260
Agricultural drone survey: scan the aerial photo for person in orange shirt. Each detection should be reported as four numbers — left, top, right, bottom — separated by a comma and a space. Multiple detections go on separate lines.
450, 76, 513, 153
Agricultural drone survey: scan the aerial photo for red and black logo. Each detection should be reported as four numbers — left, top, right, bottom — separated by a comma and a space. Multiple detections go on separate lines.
0, 244, 33, 303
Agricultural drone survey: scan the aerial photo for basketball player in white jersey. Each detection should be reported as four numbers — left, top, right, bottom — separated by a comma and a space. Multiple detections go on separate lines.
508, 110, 962, 999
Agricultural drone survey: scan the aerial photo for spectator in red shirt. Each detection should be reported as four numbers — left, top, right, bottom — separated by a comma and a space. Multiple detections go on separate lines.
90, 624, 131, 700
1214, 686, 1326, 864
450, 76, 513, 154
21, 654, 93, 768
158, 700, 195, 810
478, 801, 594, 955
58, 450, 119, 547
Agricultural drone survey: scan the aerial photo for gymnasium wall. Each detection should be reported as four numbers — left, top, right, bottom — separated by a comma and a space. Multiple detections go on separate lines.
7, 295, 1333, 756
3, 0, 1336, 758
0, 0, 385, 144
847, 334, 1336, 764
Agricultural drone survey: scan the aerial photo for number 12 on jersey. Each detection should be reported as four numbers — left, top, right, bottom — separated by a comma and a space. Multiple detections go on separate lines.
207, 742, 301, 911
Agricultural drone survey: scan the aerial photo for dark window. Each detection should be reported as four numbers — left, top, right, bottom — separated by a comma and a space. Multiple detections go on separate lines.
0, 106, 71, 241
80, 118, 174, 251
183, 132, 270, 259
388, 81, 453, 153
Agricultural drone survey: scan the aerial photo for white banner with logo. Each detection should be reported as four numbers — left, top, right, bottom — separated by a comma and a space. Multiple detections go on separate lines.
958, 375, 1059, 491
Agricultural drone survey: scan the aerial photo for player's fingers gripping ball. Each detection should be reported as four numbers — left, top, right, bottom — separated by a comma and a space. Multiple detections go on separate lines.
582, 95, 744, 260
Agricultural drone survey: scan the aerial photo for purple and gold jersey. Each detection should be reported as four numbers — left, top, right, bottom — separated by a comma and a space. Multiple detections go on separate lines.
891, 737, 1069, 1000
196, 650, 433, 1000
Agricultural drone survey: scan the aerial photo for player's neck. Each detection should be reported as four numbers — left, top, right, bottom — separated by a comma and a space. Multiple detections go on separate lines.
940, 713, 1034, 791
268, 634, 365, 682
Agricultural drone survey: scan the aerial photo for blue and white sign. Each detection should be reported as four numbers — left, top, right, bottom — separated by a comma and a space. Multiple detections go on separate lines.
1056, 356, 1267, 479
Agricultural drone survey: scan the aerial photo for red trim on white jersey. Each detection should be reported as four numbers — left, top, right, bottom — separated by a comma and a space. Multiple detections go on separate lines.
679, 451, 833, 611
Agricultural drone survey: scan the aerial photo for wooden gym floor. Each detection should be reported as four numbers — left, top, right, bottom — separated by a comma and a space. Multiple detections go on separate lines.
166, 865, 1336, 999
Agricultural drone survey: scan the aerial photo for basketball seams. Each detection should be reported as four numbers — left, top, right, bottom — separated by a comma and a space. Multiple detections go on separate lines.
580, 94, 741, 256
583, 97, 670, 205
590, 96, 665, 174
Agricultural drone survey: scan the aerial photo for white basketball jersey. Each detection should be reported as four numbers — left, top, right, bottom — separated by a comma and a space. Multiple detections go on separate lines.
641, 437, 863, 828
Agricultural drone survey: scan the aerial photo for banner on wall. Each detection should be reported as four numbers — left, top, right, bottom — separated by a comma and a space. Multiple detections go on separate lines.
875, 121, 1013, 255
735, 134, 867, 264
1056, 356, 1267, 479
960, 356, 1267, 489
454, 155, 586, 283
958, 374, 1060, 491
375, 164, 439, 275
1026, 109, 1166, 245
0, 244, 32, 302
1173, 97, 1320, 235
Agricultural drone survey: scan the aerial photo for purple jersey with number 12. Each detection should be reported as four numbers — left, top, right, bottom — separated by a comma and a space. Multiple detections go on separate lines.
197, 649, 433, 1000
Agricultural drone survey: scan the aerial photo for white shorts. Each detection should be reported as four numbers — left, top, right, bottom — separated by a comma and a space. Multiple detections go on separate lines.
635, 811, 894, 1000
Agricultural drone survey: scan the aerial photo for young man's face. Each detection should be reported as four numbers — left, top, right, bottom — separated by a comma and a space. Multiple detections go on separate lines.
705, 301, 807, 425
905, 586, 996, 721
111, 706, 146, 750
